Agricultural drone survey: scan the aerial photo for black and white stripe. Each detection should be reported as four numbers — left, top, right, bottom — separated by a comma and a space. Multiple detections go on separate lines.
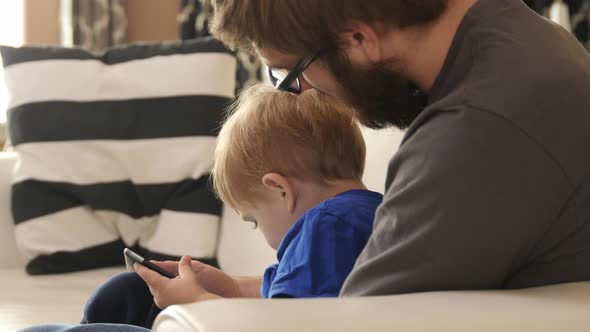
1, 37, 233, 274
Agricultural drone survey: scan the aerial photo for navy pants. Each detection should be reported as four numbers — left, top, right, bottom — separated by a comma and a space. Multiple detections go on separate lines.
82, 272, 161, 329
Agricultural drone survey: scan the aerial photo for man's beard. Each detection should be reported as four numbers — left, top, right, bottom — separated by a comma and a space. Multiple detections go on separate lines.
327, 54, 427, 130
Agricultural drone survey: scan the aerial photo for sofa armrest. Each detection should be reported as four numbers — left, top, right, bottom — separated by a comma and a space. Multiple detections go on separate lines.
153, 282, 590, 332
0, 152, 25, 268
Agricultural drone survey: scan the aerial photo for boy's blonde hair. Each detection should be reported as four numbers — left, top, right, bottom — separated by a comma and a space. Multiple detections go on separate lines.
212, 84, 366, 208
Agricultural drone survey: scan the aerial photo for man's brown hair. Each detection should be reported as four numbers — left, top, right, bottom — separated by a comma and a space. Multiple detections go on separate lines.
206, 0, 448, 56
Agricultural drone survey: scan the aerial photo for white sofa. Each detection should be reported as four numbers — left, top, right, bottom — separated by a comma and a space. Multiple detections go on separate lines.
1, 128, 589, 332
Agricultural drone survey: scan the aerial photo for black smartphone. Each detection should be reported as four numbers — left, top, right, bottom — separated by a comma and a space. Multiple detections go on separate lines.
123, 248, 176, 279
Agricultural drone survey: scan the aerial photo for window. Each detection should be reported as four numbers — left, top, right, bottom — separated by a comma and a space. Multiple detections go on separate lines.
0, 0, 24, 123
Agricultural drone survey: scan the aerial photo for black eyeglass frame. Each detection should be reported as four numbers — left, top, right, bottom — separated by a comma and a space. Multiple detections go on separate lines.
266, 52, 321, 94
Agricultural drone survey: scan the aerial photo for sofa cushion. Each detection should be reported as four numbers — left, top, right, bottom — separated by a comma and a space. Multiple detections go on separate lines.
0, 37, 235, 275
154, 282, 590, 332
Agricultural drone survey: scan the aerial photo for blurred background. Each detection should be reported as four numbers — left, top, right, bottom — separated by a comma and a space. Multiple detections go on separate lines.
0, 0, 265, 149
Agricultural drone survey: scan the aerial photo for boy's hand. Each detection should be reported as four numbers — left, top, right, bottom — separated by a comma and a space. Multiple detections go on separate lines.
135, 255, 221, 309
152, 259, 242, 298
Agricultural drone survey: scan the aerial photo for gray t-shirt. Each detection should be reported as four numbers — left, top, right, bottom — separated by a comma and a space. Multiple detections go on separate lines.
341, 0, 590, 296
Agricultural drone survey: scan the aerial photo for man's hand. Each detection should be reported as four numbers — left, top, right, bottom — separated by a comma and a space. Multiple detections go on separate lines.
135, 255, 221, 309
151, 259, 243, 298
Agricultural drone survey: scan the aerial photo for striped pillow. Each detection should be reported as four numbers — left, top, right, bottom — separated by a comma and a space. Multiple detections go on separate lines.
0, 37, 234, 274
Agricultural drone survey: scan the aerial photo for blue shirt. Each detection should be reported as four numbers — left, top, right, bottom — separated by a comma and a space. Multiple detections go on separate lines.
260, 189, 383, 298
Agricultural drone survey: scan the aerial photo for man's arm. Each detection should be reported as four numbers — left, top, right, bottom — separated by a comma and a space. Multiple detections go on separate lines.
341, 109, 569, 296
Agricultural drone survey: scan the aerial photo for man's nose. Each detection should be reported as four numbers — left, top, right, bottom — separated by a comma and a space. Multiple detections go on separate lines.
299, 76, 314, 92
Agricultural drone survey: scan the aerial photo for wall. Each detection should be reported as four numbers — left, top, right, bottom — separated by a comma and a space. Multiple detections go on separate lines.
23, 0, 60, 45
23, 0, 179, 45
127, 0, 180, 42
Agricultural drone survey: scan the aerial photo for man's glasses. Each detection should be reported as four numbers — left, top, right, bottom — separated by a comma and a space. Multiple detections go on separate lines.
267, 52, 320, 94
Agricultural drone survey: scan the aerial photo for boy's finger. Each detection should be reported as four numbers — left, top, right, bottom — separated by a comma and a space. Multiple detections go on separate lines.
151, 261, 180, 275
135, 263, 165, 288
190, 259, 208, 273
153, 258, 207, 274
178, 255, 195, 278
151, 260, 178, 266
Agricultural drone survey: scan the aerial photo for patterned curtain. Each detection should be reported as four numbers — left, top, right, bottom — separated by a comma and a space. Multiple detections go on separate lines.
525, 0, 590, 50
178, 0, 262, 92
60, 0, 128, 52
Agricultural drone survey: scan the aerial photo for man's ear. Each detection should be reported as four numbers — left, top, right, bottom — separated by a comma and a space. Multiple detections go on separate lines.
339, 22, 383, 64
261, 173, 297, 213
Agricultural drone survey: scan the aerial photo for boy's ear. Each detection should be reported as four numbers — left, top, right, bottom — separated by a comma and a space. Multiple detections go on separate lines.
261, 173, 296, 213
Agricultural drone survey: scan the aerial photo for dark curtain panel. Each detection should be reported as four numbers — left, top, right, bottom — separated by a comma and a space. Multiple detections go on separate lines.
525, 0, 589, 50
178, 0, 263, 92
60, 0, 128, 52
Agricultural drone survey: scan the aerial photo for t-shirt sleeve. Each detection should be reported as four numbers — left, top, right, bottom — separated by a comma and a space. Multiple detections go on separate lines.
260, 263, 278, 298
267, 211, 371, 298
340, 108, 570, 296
